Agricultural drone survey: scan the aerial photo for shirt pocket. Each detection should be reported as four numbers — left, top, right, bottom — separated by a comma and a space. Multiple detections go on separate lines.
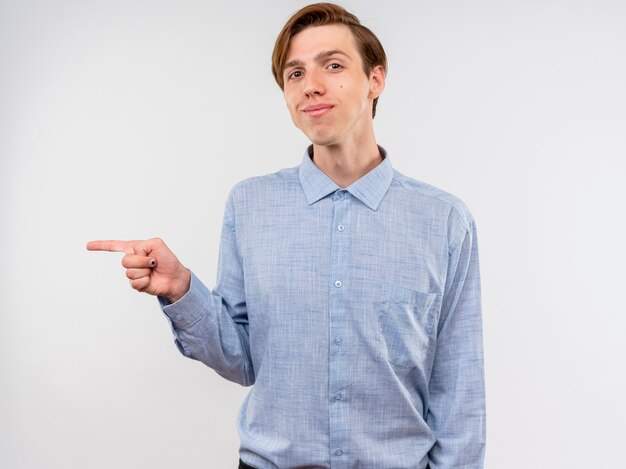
378, 285, 441, 369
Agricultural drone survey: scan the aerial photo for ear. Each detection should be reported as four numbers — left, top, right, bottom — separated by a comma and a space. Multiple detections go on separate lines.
367, 65, 386, 100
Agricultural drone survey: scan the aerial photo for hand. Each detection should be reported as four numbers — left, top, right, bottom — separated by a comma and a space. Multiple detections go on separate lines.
86, 238, 191, 303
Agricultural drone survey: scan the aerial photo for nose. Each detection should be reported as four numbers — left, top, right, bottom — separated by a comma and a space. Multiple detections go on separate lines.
302, 68, 325, 97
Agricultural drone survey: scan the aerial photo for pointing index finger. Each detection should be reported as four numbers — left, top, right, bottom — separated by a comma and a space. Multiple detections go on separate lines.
86, 240, 136, 254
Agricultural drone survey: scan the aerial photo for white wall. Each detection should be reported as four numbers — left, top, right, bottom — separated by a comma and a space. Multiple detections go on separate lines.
1, 1, 624, 467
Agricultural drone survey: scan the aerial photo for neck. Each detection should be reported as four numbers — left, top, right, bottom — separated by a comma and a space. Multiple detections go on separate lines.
311, 134, 382, 188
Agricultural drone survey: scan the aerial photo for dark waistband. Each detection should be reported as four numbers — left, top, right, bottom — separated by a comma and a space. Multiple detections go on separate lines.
238, 459, 257, 469
239, 458, 429, 468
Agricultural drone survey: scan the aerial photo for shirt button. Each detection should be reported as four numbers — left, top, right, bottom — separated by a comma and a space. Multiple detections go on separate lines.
337, 224, 345, 231
335, 280, 342, 288
175, 314, 182, 321
334, 337, 343, 346
334, 393, 343, 401
335, 449, 343, 456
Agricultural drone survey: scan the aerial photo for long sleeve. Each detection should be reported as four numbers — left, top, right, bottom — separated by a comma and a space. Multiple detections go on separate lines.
159, 190, 254, 386
427, 212, 486, 467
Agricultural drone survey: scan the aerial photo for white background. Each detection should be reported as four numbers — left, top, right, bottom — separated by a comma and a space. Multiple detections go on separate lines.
1, 1, 625, 468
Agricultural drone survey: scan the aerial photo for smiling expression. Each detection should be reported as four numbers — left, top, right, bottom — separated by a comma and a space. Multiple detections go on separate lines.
282, 24, 385, 148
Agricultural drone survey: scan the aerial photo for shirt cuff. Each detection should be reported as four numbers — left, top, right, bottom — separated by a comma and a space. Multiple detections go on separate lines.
158, 271, 211, 330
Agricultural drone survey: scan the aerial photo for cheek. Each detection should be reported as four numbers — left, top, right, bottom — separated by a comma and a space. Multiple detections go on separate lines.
284, 95, 298, 115
284, 96, 302, 127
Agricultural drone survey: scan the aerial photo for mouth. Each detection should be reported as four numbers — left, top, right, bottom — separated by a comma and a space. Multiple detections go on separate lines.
302, 104, 334, 118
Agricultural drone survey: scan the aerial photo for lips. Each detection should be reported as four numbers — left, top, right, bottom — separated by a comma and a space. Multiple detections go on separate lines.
302, 104, 334, 118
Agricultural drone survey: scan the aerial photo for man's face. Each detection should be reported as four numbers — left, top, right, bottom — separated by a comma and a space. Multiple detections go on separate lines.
282, 24, 384, 148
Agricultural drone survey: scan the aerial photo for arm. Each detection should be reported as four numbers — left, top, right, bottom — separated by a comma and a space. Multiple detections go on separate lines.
159, 191, 254, 386
86, 190, 254, 386
426, 213, 486, 468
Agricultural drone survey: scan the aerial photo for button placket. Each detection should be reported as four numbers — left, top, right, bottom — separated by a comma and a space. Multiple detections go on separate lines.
328, 189, 351, 463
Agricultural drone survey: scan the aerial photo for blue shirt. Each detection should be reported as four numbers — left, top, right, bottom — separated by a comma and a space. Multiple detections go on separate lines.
160, 146, 486, 468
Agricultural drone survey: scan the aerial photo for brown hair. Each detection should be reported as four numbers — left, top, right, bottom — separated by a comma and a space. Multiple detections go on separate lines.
272, 3, 387, 118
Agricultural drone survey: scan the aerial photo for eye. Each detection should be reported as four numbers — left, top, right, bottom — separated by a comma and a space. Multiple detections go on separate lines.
328, 63, 343, 71
287, 70, 303, 80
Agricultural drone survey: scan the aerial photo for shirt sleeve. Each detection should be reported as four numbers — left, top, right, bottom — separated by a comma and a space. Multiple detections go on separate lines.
426, 209, 486, 467
158, 189, 254, 386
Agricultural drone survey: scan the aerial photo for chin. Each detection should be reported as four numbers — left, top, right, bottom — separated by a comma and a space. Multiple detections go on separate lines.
310, 138, 336, 147
306, 131, 340, 147
294, 122, 336, 147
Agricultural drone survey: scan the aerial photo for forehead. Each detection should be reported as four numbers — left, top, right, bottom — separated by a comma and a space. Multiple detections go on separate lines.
286, 24, 360, 63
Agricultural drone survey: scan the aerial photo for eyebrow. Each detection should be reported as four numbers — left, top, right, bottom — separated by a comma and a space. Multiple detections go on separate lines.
284, 49, 351, 70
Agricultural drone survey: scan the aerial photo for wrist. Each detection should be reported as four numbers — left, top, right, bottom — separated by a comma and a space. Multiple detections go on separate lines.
167, 267, 191, 303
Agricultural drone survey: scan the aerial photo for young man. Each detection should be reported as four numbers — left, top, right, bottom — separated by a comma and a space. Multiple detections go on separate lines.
88, 3, 486, 468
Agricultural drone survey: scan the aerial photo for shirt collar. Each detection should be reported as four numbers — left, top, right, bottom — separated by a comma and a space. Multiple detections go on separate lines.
298, 145, 394, 211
